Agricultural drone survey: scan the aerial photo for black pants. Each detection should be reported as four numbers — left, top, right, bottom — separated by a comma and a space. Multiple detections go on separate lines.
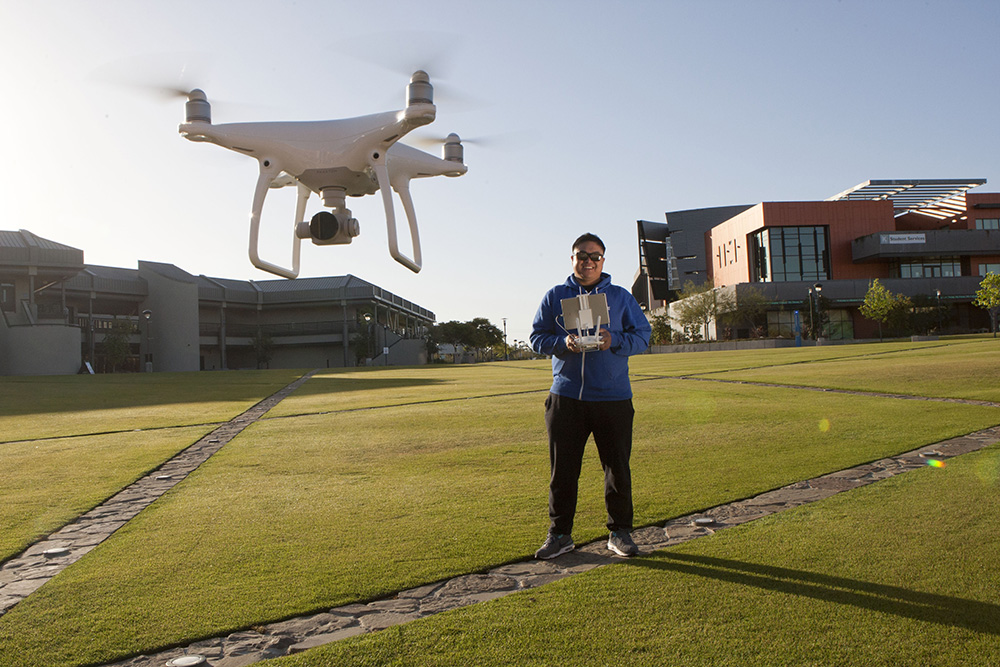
544, 392, 634, 535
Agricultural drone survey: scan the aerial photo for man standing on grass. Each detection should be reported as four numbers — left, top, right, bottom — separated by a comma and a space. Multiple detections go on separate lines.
530, 233, 651, 559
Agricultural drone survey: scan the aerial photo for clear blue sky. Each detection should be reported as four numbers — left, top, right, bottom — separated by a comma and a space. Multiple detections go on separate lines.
3, 0, 998, 345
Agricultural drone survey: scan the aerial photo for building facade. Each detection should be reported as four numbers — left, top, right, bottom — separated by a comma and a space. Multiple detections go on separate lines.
636, 179, 1000, 340
1, 230, 435, 375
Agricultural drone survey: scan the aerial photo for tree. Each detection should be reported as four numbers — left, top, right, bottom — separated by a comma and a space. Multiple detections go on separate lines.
973, 272, 1000, 337
352, 322, 375, 365
649, 313, 672, 345
433, 320, 466, 362
671, 281, 734, 342
721, 285, 768, 338
859, 279, 909, 341
431, 318, 506, 362
251, 328, 274, 369
908, 293, 948, 336
424, 334, 440, 362
102, 318, 135, 372
799, 293, 830, 341
468, 317, 504, 361
509, 339, 532, 360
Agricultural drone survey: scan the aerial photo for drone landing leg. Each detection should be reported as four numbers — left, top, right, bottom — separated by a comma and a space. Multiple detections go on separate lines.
248, 160, 302, 279
370, 156, 422, 273
393, 179, 423, 270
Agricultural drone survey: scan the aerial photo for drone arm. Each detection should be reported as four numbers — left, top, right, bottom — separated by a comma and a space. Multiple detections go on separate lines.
248, 160, 302, 279
369, 154, 422, 273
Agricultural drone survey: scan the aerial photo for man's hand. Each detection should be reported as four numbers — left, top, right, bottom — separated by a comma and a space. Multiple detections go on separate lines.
598, 328, 612, 351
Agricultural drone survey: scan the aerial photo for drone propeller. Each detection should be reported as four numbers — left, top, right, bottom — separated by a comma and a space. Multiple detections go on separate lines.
329, 30, 481, 111
91, 52, 211, 97
408, 133, 492, 149
90, 53, 272, 121
333, 30, 460, 79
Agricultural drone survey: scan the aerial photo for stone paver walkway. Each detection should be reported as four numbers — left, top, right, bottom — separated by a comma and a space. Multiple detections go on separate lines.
0, 371, 317, 617
106, 424, 1000, 667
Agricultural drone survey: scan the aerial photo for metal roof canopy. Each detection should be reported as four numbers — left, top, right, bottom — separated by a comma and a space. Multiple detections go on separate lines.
826, 178, 986, 220
636, 219, 674, 301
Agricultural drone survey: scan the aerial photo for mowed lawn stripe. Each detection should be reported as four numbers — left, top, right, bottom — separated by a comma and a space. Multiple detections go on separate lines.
628, 338, 958, 378
701, 338, 1000, 403
1, 379, 997, 666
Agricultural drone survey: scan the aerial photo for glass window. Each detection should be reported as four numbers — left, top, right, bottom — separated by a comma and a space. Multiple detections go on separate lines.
0, 283, 14, 313
767, 310, 798, 338
980, 263, 1000, 276
897, 257, 961, 279
976, 218, 1000, 230
749, 226, 830, 282
767, 307, 853, 340
749, 229, 769, 282
823, 309, 854, 340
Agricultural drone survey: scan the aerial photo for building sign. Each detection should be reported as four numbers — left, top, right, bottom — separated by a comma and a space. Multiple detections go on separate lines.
879, 233, 926, 245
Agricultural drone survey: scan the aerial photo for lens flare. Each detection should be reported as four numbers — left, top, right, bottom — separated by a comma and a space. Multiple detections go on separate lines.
818, 418, 831, 432
926, 459, 946, 468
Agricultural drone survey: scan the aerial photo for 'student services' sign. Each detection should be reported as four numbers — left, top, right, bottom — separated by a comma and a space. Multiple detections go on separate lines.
879, 233, 926, 245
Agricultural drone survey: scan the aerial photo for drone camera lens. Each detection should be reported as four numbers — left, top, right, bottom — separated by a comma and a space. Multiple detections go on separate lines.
310, 211, 340, 241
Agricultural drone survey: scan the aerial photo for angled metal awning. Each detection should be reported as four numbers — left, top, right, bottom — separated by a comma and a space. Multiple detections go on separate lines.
636, 219, 675, 301
826, 178, 986, 220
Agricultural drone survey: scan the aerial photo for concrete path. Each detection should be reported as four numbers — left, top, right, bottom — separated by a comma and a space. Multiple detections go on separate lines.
0, 371, 997, 667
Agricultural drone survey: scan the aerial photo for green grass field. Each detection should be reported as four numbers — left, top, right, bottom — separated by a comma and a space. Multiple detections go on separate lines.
280, 445, 1000, 667
1, 338, 998, 666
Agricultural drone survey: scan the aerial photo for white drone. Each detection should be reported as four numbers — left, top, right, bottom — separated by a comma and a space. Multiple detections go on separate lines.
178, 71, 467, 278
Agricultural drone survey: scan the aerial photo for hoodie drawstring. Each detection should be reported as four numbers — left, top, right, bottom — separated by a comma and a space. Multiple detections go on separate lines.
577, 284, 599, 401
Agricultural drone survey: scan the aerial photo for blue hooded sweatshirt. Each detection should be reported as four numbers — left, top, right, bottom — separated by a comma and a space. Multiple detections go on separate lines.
530, 272, 651, 401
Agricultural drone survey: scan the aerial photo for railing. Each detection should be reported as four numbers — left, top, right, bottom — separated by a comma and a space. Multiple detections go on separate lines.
199, 320, 429, 341
76, 316, 138, 332
199, 320, 361, 338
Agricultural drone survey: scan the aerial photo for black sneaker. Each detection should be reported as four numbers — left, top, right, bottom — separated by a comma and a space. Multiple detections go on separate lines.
607, 530, 638, 557
534, 533, 574, 559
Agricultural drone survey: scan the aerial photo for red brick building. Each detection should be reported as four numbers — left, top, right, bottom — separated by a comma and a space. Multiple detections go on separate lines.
636, 179, 1000, 340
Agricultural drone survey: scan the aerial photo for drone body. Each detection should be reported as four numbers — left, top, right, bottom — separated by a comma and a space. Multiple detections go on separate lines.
178, 71, 467, 278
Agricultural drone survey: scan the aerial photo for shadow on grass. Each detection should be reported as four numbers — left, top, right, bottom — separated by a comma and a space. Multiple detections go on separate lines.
629, 552, 1000, 636
284, 376, 448, 396
0, 373, 446, 419
0, 370, 305, 418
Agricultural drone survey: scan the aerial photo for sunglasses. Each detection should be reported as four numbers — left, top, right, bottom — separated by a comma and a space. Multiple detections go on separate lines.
574, 251, 604, 262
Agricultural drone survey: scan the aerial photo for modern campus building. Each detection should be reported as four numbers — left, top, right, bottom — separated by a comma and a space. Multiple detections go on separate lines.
0, 230, 435, 375
635, 179, 1000, 340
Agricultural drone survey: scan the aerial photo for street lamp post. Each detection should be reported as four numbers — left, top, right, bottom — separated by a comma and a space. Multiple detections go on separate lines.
808, 283, 823, 341
807, 288, 815, 340
383, 324, 389, 366
141, 309, 152, 372
935, 289, 943, 333
363, 313, 373, 364
502, 317, 509, 361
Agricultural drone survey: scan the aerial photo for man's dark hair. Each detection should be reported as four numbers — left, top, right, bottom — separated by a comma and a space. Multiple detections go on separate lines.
572, 233, 605, 253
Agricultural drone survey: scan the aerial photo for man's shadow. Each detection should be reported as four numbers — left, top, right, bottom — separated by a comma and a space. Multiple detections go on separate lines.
627, 552, 1000, 635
